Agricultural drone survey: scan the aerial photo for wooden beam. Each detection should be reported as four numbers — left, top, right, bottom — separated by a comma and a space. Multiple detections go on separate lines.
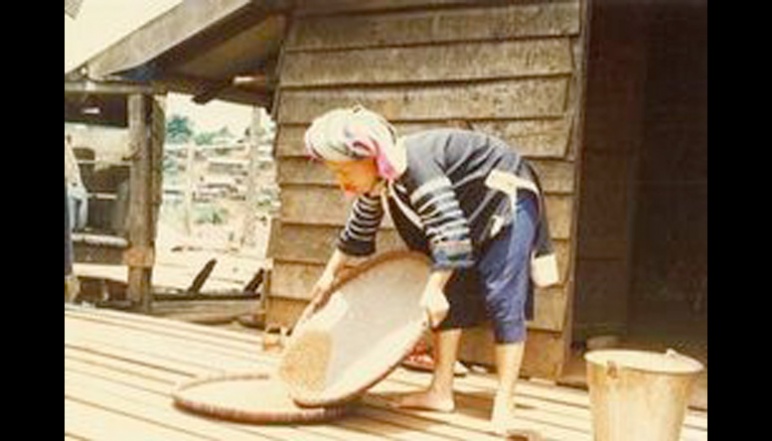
191, 74, 272, 105
126, 94, 153, 312
161, 74, 275, 107
277, 78, 570, 123
288, 2, 580, 49
240, 107, 265, 246
82, 0, 252, 78
276, 119, 572, 159
65, 80, 160, 95
281, 39, 573, 87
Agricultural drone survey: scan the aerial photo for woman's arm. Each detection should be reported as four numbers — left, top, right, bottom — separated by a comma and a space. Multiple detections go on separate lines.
308, 248, 353, 306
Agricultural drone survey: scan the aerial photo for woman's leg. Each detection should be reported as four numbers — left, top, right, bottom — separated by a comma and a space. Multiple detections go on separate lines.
478, 192, 539, 432
393, 328, 462, 412
491, 341, 526, 432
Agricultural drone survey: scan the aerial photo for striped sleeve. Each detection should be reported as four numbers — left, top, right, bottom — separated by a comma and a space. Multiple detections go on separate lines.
337, 193, 384, 256
410, 176, 474, 270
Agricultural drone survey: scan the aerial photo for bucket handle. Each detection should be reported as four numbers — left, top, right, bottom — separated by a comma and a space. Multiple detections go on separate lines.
665, 348, 681, 359
606, 360, 619, 380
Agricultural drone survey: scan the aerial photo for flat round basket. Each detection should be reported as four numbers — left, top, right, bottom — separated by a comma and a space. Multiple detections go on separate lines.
279, 251, 431, 407
172, 372, 349, 424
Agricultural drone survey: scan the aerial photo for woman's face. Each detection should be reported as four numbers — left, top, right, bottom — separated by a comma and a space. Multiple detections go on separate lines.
326, 158, 380, 195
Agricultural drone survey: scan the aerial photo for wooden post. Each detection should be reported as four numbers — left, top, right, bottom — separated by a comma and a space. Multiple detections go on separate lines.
126, 94, 154, 312
150, 96, 166, 241
184, 143, 195, 237
241, 107, 265, 248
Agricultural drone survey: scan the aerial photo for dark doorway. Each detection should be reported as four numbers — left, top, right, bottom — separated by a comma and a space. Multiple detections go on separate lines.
568, 0, 707, 408
628, 1, 707, 345
573, 0, 707, 351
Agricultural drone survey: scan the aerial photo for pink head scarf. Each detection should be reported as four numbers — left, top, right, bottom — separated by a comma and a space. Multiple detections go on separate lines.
304, 106, 405, 180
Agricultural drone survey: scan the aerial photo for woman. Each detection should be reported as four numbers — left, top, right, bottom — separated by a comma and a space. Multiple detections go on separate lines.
303, 106, 559, 433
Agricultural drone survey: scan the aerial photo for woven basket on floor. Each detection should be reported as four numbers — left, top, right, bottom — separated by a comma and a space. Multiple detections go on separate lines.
172, 372, 349, 424
279, 251, 432, 407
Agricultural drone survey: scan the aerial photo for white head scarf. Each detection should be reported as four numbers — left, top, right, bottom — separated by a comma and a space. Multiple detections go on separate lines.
304, 105, 406, 180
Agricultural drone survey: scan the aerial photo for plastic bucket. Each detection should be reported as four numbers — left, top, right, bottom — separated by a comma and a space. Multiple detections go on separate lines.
585, 349, 704, 441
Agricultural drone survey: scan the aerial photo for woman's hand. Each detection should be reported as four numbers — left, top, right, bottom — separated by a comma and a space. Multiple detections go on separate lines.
420, 270, 453, 328
420, 284, 450, 329
299, 249, 354, 325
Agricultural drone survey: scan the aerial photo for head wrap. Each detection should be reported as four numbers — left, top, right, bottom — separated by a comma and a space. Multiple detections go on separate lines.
304, 105, 406, 180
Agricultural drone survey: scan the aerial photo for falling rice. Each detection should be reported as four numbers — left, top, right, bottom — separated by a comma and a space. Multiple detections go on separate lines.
278, 330, 332, 394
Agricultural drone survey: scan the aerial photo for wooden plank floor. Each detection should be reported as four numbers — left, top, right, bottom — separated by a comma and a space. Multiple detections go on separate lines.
65, 306, 708, 440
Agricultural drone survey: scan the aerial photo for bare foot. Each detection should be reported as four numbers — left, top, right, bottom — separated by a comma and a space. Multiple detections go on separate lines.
390, 389, 455, 412
490, 393, 518, 435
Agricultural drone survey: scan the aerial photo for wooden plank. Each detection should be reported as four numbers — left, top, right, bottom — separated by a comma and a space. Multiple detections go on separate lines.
66, 319, 261, 371
269, 265, 569, 332
528, 160, 576, 194
276, 118, 571, 159
458, 326, 567, 379
287, 2, 580, 50
277, 157, 574, 194
68, 357, 391, 441
375, 378, 593, 436
382, 372, 707, 441
64, 308, 708, 433
66, 317, 259, 367
279, 185, 392, 229
553, 239, 571, 285
544, 194, 573, 240
277, 78, 570, 123
280, 185, 574, 239
269, 223, 406, 264
65, 336, 211, 377
522, 329, 568, 379
70, 309, 708, 436
66, 306, 263, 346
269, 262, 327, 300
127, 94, 153, 311
363, 382, 592, 441
63, 309, 706, 439
265, 295, 310, 328
65, 347, 186, 385
151, 95, 166, 240
282, 39, 572, 87
70, 341, 388, 441
65, 398, 210, 441
268, 233, 570, 310
355, 405, 504, 441
336, 415, 461, 441
65, 370, 333, 441
68, 346, 490, 441
532, 287, 569, 332
302, 424, 397, 441
64, 80, 160, 95
67, 358, 706, 441
66, 377, 348, 441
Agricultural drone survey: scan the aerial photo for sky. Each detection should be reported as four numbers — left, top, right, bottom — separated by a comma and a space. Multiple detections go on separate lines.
65, 0, 253, 134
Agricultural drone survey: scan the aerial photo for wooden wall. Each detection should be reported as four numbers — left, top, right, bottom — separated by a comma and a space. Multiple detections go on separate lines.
266, 0, 587, 379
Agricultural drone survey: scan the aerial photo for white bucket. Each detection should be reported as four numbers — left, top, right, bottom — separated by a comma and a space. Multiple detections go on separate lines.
585, 349, 704, 441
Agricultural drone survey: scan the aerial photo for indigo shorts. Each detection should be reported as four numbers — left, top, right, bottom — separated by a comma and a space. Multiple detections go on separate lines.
437, 192, 538, 343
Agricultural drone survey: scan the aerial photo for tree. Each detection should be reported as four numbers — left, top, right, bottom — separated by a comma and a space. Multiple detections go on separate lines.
166, 114, 194, 144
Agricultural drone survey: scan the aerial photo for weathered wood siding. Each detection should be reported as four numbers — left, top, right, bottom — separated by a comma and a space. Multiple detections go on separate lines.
267, 0, 587, 379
